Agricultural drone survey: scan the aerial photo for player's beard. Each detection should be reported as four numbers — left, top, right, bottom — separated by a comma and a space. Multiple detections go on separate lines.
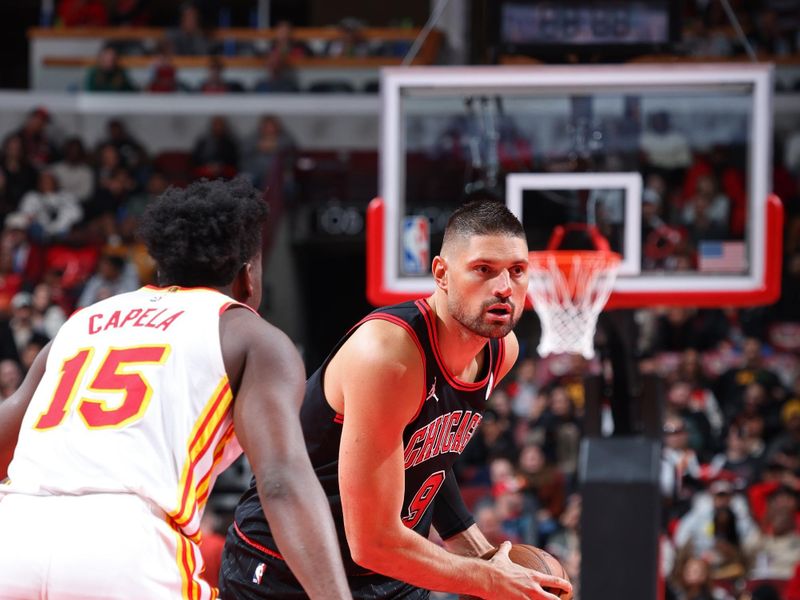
449, 296, 520, 339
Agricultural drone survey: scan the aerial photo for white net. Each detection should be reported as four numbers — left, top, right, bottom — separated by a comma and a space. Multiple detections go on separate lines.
527, 251, 621, 360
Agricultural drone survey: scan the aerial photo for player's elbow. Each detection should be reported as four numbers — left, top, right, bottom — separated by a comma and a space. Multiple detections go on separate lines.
346, 524, 397, 571
255, 464, 303, 505
348, 535, 384, 571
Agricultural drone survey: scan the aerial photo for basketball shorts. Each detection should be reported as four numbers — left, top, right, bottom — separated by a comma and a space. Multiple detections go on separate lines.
219, 523, 431, 599
0, 492, 216, 600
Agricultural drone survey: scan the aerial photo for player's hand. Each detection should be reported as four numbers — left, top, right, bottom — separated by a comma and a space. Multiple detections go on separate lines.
486, 541, 572, 600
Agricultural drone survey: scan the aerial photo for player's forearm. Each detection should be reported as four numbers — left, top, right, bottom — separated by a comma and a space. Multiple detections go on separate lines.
258, 466, 351, 600
0, 402, 24, 480
348, 524, 496, 597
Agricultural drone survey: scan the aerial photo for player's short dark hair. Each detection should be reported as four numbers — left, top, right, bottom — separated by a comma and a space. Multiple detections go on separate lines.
139, 177, 268, 287
442, 199, 525, 248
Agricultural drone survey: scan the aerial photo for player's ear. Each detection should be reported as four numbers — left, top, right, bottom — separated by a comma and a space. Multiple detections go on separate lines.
231, 261, 255, 303
432, 255, 448, 291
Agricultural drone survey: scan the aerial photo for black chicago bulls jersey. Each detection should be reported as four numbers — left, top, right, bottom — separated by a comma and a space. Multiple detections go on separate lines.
230, 300, 504, 588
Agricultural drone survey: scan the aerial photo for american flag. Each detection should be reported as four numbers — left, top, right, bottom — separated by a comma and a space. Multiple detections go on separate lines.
698, 241, 747, 273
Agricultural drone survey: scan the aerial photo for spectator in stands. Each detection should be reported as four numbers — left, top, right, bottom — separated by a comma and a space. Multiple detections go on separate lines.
269, 20, 312, 61
0, 253, 21, 317
459, 408, 518, 481
76, 252, 139, 308
684, 201, 726, 259
706, 505, 748, 585
672, 348, 712, 389
51, 137, 94, 203
30, 282, 66, 340
146, 42, 185, 92
640, 111, 692, 182
744, 486, 800, 581
641, 188, 670, 268
240, 115, 296, 190
735, 411, 769, 463
735, 382, 784, 447
764, 398, 800, 459
666, 556, 733, 600
542, 354, 590, 418
667, 380, 716, 460
0, 134, 38, 217
682, 145, 748, 238
0, 291, 50, 366
115, 172, 162, 286
166, 3, 210, 56
84, 44, 136, 92
715, 337, 785, 425
100, 119, 147, 178
529, 386, 582, 482
488, 388, 521, 444
492, 480, 537, 546
681, 15, 735, 58
326, 18, 371, 57
1, 212, 45, 288
516, 442, 565, 538
253, 48, 300, 93
753, 8, 797, 56
191, 115, 239, 180
84, 166, 136, 242
673, 349, 725, 438
661, 415, 702, 512
0, 359, 22, 400
18, 170, 82, 243
683, 174, 730, 232
94, 142, 123, 189
506, 356, 539, 419
198, 56, 243, 93
546, 494, 581, 594
38, 263, 75, 316
120, 169, 163, 226
707, 425, 761, 488
674, 479, 756, 560
473, 503, 506, 548
15, 108, 57, 170
57, 0, 108, 27
19, 335, 47, 374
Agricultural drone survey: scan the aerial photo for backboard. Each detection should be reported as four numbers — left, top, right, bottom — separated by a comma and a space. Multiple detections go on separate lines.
367, 64, 782, 309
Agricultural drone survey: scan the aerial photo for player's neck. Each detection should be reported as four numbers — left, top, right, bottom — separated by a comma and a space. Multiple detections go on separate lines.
425, 296, 488, 381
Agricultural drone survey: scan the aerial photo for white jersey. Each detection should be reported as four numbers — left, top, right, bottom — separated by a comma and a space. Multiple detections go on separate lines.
2, 285, 246, 541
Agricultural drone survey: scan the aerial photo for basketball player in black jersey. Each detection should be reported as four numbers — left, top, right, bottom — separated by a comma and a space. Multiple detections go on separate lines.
221, 200, 572, 599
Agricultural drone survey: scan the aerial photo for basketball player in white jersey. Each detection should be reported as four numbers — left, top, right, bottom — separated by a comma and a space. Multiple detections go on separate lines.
0, 178, 351, 599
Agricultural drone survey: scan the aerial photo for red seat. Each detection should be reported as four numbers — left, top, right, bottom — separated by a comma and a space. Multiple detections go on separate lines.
152, 151, 193, 187
45, 246, 100, 290
746, 579, 787, 595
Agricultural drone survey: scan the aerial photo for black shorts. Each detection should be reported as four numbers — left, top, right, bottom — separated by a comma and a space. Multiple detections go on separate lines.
219, 524, 431, 600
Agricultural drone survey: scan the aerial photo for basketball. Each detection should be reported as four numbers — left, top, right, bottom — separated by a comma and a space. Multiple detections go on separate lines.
460, 544, 571, 599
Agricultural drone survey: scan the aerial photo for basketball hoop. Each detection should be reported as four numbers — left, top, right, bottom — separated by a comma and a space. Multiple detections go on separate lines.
527, 224, 621, 360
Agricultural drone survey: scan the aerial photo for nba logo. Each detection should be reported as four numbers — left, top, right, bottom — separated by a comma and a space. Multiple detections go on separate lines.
401, 216, 430, 275
253, 562, 266, 584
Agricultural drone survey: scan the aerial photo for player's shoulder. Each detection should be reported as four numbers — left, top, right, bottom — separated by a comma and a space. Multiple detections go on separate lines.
341, 317, 423, 369
219, 305, 303, 386
220, 304, 286, 345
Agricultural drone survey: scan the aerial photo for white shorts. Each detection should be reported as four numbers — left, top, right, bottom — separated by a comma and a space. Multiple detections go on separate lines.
0, 492, 216, 599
